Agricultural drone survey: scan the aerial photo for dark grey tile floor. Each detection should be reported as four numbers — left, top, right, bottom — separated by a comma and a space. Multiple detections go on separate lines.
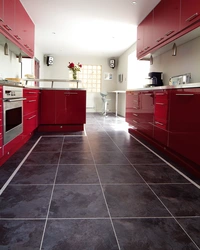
0, 113, 200, 250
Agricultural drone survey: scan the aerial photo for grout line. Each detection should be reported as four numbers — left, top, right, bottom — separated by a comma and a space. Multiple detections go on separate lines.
94, 116, 200, 249
0, 136, 42, 196
129, 134, 200, 189
86, 123, 121, 250
39, 135, 65, 250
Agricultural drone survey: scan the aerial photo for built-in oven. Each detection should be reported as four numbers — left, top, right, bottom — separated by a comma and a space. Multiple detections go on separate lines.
3, 86, 25, 145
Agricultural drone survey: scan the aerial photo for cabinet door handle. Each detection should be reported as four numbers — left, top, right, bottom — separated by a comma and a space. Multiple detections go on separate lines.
175, 94, 194, 96
27, 115, 36, 120
186, 13, 199, 22
156, 37, 164, 42
3, 24, 12, 31
155, 121, 164, 126
27, 91, 37, 94
156, 93, 165, 96
14, 35, 21, 40
156, 102, 165, 105
28, 100, 36, 103
0, 18, 4, 22
144, 46, 150, 50
64, 92, 78, 95
144, 93, 152, 96
165, 30, 174, 36
133, 106, 139, 109
133, 113, 138, 117
132, 120, 138, 124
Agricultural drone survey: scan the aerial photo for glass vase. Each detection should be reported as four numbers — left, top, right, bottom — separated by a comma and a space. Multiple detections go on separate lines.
73, 71, 77, 80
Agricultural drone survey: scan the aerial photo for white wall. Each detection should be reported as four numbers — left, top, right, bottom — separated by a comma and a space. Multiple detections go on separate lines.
116, 43, 137, 116
0, 45, 21, 79
39, 55, 118, 113
150, 36, 200, 84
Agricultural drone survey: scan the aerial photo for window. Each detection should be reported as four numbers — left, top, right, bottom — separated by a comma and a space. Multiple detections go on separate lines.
127, 51, 150, 89
69, 65, 102, 93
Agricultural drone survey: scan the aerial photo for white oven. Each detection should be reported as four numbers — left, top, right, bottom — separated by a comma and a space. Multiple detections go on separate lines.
3, 86, 25, 145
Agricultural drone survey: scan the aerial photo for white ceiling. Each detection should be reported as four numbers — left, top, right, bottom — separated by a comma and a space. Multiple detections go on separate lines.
20, 0, 160, 57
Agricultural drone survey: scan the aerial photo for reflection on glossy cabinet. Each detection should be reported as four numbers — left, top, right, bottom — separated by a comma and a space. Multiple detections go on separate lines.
0, 0, 3, 23
180, 0, 200, 30
40, 90, 56, 124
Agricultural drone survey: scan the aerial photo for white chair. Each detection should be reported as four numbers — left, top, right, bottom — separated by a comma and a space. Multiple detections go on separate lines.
100, 92, 110, 116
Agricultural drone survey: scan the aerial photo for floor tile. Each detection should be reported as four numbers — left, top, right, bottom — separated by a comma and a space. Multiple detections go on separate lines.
113, 218, 198, 250
49, 185, 109, 218
42, 219, 119, 250
150, 184, 200, 216
63, 136, 88, 143
0, 185, 52, 218
32, 142, 63, 152
90, 141, 121, 152
177, 218, 200, 248
11, 164, 57, 184
97, 165, 144, 184
0, 220, 45, 249
93, 151, 130, 165
59, 151, 94, 164
24, 152, 60, 165
134, 164, 189, 183
56, 164, 99, 184
103, 184, 170, 217
62, 142, 91, 152
124, 151, 164, 164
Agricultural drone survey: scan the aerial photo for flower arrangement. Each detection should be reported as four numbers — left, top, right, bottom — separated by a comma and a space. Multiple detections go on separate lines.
68, 62, 82, 80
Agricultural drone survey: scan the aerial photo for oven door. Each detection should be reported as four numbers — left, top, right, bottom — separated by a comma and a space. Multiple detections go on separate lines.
3, 98, 23, 145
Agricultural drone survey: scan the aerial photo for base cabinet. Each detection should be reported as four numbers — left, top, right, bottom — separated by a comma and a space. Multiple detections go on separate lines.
39, 89, 86, 131
126, 87, 200, 177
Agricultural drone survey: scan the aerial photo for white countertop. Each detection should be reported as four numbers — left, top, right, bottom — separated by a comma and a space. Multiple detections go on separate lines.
127, 83, 200, 91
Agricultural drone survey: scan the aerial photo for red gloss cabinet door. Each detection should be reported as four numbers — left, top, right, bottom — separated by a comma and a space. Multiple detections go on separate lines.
180, 0, 200, 30
142, 11, 154, 54
55, 90, 86, 124
0, 0, 3, 24
125, 91, 134, 125
168, 88, 200, 165
2, 0, 15, 36
153, 0, 180, 45
40, 90, 56, 124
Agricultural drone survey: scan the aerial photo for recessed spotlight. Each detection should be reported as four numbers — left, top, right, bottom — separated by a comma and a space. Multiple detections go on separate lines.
132, 1, 137, 4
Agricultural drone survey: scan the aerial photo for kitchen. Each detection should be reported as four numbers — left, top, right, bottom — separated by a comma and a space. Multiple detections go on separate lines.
1, 0, 200, 249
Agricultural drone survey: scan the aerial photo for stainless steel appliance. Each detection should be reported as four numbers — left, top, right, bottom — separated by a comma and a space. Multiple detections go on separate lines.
3, 86, 25, 145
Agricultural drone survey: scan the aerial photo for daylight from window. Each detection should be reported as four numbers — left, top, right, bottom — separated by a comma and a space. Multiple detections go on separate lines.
127, 51, 150, 89
69, 65, 101, 92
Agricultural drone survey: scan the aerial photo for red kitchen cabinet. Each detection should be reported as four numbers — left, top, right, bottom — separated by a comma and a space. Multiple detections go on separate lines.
153, 0, 180, 46
23, 89, 40, 136
55, 90, 86, 124
15, 0, 35, 57
0, 0, 3, 24
1, 0, 15, 37
169, 88, 200, 166
137, 11, 154, 58
139, 91, 154, 137
180, 0, 200, 30
40, 90, 56, 124
126, 91, 135, 125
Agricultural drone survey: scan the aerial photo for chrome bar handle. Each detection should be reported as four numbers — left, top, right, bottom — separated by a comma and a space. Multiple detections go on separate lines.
186, 13, 199, 22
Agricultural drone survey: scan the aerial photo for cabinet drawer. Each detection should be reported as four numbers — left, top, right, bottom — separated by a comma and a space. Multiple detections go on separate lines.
23, 98, 39, 115
155, 103, 168, 121
23, 111, 38, 135
0, 125, 2, 139
155, 92, 168, 104
23, 89, 39, 97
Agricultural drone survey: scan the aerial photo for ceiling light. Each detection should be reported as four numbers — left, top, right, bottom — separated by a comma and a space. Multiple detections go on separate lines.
132, 1, 137, 4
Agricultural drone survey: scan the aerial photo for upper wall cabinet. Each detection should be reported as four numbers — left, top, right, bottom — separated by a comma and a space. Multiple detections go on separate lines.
0, 0, 35, 58
1, 0, 15, 37
137, 0, 200, 59
153, 0, 180, 46
137, 11, 154, 58
0, 0, 4, 23
180, 0, 200, 30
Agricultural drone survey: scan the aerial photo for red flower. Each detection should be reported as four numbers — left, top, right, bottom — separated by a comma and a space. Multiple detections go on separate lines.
68, 62, 75, 69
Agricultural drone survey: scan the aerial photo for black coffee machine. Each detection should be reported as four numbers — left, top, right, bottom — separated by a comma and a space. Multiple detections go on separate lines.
148, 72, 163, 86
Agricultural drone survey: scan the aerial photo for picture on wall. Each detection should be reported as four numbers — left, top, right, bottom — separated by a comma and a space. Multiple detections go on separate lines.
104, 72, 113, 80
